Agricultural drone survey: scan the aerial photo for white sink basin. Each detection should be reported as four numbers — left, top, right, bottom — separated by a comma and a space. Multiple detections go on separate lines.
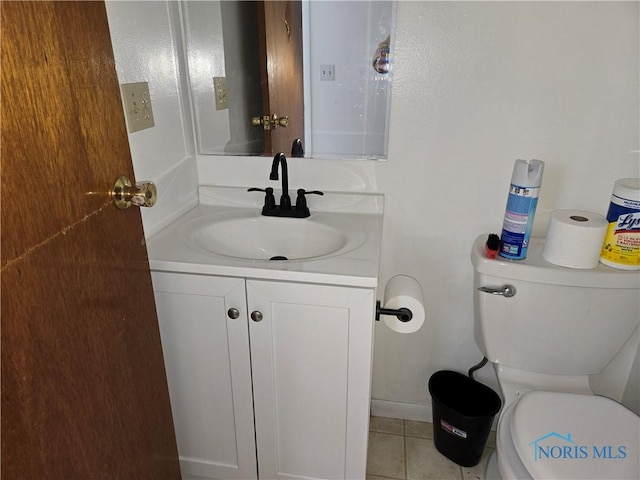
188, 212, 355, 261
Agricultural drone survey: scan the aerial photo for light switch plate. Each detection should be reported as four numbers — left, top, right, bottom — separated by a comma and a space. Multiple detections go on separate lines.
213, 77, 228, 110
320, 64, 335, 81
120, 82, 155, 133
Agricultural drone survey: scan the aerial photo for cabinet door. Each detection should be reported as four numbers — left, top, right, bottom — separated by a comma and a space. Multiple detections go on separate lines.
152, 272, 257, 480
247, 280, 376, 480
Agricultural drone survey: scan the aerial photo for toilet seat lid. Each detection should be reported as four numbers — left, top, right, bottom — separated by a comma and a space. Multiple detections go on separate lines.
511, 391, 639, 480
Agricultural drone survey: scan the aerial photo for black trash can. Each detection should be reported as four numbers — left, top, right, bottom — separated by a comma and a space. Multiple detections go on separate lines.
428, 370, 502, 467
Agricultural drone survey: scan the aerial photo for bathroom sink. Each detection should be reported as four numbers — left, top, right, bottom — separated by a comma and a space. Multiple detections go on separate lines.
146, 186, 384, 287
188, 212, 350, 261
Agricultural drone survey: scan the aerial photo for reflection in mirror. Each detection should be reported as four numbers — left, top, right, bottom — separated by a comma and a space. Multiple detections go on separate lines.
181, 0, 395, 160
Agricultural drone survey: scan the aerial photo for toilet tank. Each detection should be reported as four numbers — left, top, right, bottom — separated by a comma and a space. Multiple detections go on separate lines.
470, 235, 640, 375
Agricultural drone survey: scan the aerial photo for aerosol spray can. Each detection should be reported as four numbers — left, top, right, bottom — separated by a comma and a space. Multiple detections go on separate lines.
499, 159, 545, 260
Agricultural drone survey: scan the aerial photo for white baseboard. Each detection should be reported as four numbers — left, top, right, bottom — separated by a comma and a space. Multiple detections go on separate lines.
370, 399, 433, 423
370, 398, 499, 432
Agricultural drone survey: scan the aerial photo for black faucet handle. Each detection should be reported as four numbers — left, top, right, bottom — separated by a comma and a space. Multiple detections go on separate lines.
295, 189, 324, 211
299, 189, 324, 197
248, 187, 276, 209
248, 186, 274, 194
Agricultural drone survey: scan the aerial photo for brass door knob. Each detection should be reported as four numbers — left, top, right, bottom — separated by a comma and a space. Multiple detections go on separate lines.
271, 114, 288, 128
112, 176, 157, 210
252, 115, 271, 129
251, 113, 289, 130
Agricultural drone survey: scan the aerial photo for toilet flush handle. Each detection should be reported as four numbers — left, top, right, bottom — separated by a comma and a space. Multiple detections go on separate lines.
478, 285, 516, 298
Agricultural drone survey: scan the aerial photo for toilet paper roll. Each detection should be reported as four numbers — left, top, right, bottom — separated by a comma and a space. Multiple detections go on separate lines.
382, 275, 425, 333
542, 210, 608, 269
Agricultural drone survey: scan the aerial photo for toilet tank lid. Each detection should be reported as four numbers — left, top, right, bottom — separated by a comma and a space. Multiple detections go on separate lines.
511, 391, 639, 480
470, 235, 640, 289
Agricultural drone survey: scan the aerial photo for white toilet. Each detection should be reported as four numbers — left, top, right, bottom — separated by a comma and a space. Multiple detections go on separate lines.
471, 235, 640, 480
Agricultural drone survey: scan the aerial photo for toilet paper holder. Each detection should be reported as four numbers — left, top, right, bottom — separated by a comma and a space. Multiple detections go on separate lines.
375, 300, 413, 323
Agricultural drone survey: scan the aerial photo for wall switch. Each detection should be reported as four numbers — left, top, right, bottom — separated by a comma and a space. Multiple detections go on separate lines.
120, 82, 155, 133
213, 76, 228, 110
320, 64, 335, 81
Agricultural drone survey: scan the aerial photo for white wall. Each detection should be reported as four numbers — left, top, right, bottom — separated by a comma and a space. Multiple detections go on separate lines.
108, 1, 640, 419
374, 0, 640, 418
105, 0, 199, 237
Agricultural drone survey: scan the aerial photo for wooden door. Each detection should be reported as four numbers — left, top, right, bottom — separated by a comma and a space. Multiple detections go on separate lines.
1, 2, 181, 479
257, 0, 305, 155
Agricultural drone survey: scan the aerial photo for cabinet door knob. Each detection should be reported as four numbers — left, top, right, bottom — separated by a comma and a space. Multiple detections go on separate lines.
250, 311, 263, 322
227, 308, 240, 319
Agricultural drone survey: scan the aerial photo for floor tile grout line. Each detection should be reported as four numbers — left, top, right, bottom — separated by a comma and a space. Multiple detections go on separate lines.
369, 430, 405, 437
403, 433, 408, 480
403, 420, 408, 480
369, 430, 433, 440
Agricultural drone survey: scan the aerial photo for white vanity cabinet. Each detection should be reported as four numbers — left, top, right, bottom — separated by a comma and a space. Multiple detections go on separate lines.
152, 271, 376, 480
152, 273, 256, 480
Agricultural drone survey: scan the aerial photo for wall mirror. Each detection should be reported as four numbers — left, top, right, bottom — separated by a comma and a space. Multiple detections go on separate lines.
181, 0, 395, 160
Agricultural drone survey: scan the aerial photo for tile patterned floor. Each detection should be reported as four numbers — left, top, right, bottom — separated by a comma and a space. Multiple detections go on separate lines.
367, 417, 496, 480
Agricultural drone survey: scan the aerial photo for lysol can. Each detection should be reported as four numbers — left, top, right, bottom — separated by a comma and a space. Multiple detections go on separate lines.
499, 159, 545, 260
600, 178, 640, 270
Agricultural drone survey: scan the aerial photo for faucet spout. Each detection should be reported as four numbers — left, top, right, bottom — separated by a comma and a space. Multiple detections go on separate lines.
270, 152, 290, 210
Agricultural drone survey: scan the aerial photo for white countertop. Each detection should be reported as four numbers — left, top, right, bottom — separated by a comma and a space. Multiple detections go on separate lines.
146, 186, 384, 288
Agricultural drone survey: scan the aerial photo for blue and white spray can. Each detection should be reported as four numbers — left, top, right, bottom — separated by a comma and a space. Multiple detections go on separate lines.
499, 159, 545, 260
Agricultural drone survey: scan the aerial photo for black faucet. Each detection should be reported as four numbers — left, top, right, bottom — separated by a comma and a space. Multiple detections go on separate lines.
248, 152, 323, 218
291, 138, 304, 158
269, 152, 291, 210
